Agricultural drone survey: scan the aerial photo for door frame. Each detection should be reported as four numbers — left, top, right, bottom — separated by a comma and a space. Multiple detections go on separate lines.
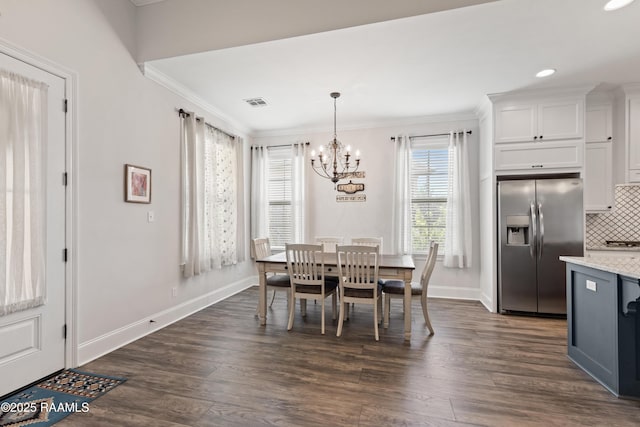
0, 37, 79, 368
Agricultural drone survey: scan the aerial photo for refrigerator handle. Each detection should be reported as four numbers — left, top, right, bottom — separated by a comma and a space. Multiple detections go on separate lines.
530, 202, 537, 259
538, 202, 544, 258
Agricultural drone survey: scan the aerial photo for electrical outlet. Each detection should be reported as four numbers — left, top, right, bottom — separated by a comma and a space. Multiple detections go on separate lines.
586, 280, 597, 292
147, 211, 155, 222
172, 287, 177, 297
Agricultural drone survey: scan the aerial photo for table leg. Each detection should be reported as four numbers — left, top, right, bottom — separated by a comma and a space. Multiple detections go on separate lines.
258, 264, 267, 326
404, 270, 412, 341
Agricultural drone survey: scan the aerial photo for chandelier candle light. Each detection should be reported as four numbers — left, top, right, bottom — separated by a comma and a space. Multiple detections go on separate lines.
310, 92, 361, 186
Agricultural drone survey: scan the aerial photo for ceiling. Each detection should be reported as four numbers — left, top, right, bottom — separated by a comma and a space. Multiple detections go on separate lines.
146, 0, 640, 136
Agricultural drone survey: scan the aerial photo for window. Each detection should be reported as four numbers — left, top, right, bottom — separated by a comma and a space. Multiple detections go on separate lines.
410, 139, 449, 253
267, 147, 292, 249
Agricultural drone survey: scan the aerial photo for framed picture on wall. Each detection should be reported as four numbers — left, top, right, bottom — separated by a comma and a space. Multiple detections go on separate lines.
124, 164, 151, 203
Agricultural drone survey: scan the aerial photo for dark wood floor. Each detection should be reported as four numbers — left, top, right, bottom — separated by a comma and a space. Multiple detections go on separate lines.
62, 287, 640, 426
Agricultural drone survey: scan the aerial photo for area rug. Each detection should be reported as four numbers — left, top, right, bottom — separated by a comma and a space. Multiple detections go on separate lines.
0, 369, 126, 426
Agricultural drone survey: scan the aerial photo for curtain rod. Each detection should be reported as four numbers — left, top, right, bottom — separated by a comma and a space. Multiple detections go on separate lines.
390, 130, 472, 141
177, 108, 236, 140
250, 142, 310, 149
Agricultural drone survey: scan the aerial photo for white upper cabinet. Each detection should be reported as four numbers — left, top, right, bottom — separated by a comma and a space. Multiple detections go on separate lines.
494, 140, 583, 172
585, 141, 613, 212
628, 95, 640, 177
494, 98, 584, 143
586, 104, 613, 142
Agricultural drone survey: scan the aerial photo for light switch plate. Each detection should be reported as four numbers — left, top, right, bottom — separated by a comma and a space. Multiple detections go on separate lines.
147, 211, 155, 222
586, 280, 597, 292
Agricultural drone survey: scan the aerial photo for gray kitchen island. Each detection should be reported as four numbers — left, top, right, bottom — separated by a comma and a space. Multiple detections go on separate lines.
560, 255, 640, 398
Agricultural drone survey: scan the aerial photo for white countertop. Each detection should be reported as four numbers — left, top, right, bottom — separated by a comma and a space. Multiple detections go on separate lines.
586, 245, 640, 253
560, 255, 640, 280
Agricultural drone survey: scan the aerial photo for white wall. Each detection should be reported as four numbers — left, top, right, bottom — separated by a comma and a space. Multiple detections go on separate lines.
254, 115, 481, 300
0, 0, 254, 364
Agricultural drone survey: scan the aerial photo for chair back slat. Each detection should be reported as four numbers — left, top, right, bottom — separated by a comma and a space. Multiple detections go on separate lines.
351, 237, 383, 254
286, 244, 324, 287
252, 237, 272, 260
337, 245, 379, 290
315, 236, 344, 253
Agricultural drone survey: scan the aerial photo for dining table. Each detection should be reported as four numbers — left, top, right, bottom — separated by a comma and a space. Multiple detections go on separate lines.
256, 251, 416, 340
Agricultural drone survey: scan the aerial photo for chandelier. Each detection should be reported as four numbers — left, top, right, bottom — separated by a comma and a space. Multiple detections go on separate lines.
310, 92, 361, 185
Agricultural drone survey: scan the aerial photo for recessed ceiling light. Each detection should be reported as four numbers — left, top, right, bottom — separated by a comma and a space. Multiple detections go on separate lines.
536, 69, 556, 78
604, 0, 635, 11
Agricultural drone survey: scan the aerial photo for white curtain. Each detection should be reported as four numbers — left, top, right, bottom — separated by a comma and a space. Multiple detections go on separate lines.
207, 125, 238, 268
235, 137, 246, 263
391, 135, 412, 255
291, 143, 307, 243
250, 146, 269, 246
0, 70, 48, 316
181, 113, 238, 278
443, 131, 472, 268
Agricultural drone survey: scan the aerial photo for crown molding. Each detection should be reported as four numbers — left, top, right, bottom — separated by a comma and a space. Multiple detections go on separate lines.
141, 63, 252, 136
252, 111, 479, 139
488, 84, 596, 103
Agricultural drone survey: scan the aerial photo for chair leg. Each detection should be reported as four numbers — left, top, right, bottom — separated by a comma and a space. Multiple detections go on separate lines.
373, 298, 380, 341
337, 301, 345, 337
377, 295, 383, 325
301, 299, 307, 317
268, 289, 277, 307
346, 302, 350, 320
383, 294, 390, 328
321, 297, 325, 335
332, 292, 337, 320
287, 292, 296, 331
421, 294, 434, 335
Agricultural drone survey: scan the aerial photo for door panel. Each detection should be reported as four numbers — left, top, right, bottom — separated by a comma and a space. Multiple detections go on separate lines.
0, 53, 66, 397
536, 179, 584, 314
498, 180, 537, 312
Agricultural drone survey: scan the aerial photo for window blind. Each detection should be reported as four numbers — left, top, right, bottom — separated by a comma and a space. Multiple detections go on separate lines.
410, 139, 449, 253
268, 148, 292, 248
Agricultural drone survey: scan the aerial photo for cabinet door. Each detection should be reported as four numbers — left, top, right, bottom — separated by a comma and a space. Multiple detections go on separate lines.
586, 104, 613, 143
629, 97, 640, 171
538, 99, 584, 141
494, 140, 583, 172
585, 142, 613, 212
494, 103, 537, 143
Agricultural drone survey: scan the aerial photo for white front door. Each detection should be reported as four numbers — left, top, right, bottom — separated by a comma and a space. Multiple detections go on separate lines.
0, 53, 66, 397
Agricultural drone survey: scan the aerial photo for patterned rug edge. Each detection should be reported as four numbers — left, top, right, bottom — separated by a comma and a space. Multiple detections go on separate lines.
0, 369, 127, 427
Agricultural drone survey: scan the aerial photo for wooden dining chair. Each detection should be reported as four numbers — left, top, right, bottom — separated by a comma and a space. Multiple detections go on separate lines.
252, 237, 291, 311
336, 245, 383, 341
351, 237, 383, 254
314, 236, 344, 253
285, 244, 338, 334
382, 241, 438, 335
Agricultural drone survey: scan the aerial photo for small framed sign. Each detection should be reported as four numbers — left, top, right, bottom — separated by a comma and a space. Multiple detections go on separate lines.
124, 164, 151, 204
337, 181, 365, 194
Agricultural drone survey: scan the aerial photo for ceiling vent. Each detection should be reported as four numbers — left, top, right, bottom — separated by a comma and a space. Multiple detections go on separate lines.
244, 97, 268, 107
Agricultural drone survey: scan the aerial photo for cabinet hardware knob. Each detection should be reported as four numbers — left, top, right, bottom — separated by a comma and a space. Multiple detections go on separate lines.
607, 136, 612, 140
539, 135, 543, 139
608, 206, 612, 209
534, 136, 538, 140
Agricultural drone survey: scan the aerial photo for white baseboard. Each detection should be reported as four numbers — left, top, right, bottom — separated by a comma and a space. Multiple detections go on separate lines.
427, 285, 481, 301
78, 277, 254, 365
479, 291, 495, 313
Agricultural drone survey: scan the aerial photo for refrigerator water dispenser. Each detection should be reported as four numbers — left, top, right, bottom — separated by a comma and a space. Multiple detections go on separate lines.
506, 216, 529, 245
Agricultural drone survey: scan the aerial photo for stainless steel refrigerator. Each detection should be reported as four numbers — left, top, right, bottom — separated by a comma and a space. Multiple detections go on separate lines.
498, 177, 583, 315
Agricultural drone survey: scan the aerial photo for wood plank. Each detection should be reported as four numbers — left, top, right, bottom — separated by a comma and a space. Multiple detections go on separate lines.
60, 288, 640, 426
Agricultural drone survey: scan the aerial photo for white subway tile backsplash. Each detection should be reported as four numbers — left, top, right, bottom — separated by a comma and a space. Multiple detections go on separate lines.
586, 185, 640, 248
